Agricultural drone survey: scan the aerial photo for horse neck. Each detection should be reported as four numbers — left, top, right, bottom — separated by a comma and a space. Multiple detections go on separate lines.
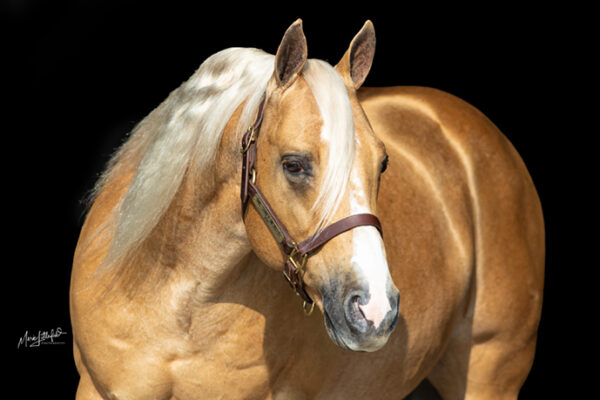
150, 108, 252, 301
179, 176, 250, 292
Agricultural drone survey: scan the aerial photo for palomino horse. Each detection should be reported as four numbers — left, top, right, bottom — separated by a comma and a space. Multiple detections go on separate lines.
70, 20, 544, 399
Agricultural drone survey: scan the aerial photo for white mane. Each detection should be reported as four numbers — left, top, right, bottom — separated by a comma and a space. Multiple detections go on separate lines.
90, 47, 355, 270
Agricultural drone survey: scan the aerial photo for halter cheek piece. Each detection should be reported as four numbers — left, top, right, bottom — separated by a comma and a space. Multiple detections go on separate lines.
240, 95, 383, 315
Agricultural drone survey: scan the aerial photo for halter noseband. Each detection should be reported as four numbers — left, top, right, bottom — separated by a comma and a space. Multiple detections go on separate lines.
240, 95, 383, 315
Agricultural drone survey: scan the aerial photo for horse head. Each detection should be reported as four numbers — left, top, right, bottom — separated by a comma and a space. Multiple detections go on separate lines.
243, 20, 400, 352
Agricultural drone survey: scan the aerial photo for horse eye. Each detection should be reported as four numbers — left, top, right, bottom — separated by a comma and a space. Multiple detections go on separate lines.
380, 155, 389, 174
283, 160, 304, 174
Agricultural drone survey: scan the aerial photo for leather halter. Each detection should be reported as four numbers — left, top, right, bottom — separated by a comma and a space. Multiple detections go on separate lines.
240, 95, 383, 315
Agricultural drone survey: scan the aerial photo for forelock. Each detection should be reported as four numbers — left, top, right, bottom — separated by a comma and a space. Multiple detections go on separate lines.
302, 59, 355, 233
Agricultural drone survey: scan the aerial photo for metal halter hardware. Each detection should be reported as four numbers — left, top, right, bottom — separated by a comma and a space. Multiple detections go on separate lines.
240, 95, 383, 315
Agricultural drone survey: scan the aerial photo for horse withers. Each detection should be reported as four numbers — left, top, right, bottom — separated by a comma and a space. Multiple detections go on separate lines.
70, 20, 544, 399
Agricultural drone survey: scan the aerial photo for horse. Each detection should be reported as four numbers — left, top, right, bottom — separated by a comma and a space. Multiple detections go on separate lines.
70, 20, 544, 399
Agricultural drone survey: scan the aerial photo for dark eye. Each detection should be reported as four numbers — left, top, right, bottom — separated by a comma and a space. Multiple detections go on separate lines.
380, 155, 389, 174
281, 153, 313, 185
283, 160, 304, 174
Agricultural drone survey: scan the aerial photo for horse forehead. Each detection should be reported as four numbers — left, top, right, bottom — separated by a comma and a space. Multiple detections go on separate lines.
276, 78, 323, 135
279, 77, 319, 114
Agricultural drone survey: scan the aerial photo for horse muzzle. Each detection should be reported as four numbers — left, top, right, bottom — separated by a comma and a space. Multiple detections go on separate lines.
322, 283, 400, 352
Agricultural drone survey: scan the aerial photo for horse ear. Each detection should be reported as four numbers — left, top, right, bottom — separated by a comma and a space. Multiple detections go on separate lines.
275, 19, 308, 88
336, 20, 376, 89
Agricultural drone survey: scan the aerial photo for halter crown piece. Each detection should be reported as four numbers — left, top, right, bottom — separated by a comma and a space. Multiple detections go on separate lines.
240, 94, 383, 315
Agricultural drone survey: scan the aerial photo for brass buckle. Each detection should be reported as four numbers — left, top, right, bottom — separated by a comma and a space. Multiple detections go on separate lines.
287, 244, 307, 273
303, 301, 315, 316
240, 126, 256, 153
286, 243, 314, 316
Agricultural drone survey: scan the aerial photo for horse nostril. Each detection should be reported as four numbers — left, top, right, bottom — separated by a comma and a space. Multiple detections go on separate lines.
350, 295, 365, 318
343, 288, 400, 336
344, 291, 369, 333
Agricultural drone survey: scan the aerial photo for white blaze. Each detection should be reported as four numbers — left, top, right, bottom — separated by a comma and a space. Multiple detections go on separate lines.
350, 172, 392, 329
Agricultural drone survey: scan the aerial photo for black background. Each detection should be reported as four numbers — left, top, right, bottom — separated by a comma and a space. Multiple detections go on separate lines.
7, 1, 587, 398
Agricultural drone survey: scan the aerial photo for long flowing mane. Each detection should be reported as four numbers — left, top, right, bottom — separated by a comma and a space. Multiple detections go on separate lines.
86, 47, 355, 282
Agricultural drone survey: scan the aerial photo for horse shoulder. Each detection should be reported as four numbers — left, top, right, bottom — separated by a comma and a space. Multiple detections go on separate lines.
359, 85, 544, 396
